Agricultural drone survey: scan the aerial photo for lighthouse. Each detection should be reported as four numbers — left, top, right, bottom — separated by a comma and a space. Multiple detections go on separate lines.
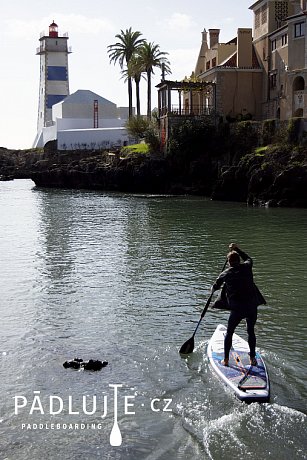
34, 21, 71, 146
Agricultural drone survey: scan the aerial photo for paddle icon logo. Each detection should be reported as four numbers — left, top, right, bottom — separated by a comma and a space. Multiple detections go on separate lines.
109, 384, 122, 446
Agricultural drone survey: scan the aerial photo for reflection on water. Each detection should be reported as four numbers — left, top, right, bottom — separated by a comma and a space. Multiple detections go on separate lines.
0, 180, 306, 460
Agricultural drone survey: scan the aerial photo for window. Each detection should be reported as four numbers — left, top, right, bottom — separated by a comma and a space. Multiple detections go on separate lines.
270, 73, 277, 89
279, 84, 284, 97
275, 1, 288, 29
212, 57, 217, 67
293, 76, 305, 91
263, 48, 266, 60
294, 22, 305, 38
261, 5, 267, 25
255, 9, 260, 29
281, 34, 288, 46
206, 61, 210, 70
271, 39, 277, 51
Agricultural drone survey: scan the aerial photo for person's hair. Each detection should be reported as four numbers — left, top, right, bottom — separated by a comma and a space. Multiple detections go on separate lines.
227, 251, 240, 266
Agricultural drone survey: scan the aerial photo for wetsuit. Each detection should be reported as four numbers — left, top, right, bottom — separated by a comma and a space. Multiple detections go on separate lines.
213, 249, 258, 360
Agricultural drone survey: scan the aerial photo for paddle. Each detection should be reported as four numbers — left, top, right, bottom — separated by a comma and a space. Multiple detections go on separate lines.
179, 258, 228, 355
109, 384, 122, 446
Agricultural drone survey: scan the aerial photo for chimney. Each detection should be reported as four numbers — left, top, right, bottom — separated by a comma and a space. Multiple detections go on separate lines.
202, 28, 208, 44
237, 28, 253, 68
209, 29, 220, 49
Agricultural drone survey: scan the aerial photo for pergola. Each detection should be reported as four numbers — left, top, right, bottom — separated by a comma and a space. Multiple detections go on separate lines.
156, 79, 216, 117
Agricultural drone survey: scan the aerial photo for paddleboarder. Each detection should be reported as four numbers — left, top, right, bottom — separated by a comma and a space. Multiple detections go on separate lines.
212, 243, 263, 367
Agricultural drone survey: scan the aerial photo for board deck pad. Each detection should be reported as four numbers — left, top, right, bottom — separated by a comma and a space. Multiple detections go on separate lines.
208, 324, 270, 403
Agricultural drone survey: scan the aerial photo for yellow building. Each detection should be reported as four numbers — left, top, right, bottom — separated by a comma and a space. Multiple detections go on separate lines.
251, 0, 307, 119
192, 27, 263, 121
188, 0, 307, 121
157, 0, 307, 149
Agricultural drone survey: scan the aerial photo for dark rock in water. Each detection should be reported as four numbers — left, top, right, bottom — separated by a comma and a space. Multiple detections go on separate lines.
63, 359, 81, 369
63, 358, 108, 371
83, 359, 108, 371
265, 199, 278, 208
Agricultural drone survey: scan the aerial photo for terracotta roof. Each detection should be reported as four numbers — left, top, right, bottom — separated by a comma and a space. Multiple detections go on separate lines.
220, 51, 237, 67
218, 46, 261, 69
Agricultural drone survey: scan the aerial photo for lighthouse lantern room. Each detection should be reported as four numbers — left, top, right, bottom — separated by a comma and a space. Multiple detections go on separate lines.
35, 21, 71, 141
49, 21, 59, 38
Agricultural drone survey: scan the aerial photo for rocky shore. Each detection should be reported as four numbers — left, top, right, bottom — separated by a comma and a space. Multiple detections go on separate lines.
1, 141, 307, 207
0, 144, 212, 195
212, 145, 307, 207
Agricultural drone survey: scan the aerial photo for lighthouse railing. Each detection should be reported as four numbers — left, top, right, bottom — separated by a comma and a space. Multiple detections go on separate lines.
39, 30, 69, 38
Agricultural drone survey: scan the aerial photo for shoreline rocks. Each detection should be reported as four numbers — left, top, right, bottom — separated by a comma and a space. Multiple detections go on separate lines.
211, 145, 307, 208
1, 144, 307, 208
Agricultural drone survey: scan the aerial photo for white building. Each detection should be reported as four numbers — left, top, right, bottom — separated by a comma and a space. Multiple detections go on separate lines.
53, 89, 129, 150
33, 22, 131, 150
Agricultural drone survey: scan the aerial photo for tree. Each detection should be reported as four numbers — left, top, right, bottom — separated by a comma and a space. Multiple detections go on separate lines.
122, 55, 145, 117
108, 28, 145, 118
138, 42, 171, 119
125, 116, 150, 140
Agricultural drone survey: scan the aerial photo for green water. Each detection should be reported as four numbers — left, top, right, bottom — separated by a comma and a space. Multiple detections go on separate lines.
0, 180, 306, 459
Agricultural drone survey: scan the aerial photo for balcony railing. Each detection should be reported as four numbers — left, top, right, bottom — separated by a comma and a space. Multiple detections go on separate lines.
40, 30, 69, 38
36, 45, 72, 54
159, 105, 214, 117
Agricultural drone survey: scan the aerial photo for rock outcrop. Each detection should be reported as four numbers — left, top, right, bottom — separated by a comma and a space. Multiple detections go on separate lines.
1, 143, 307, 207
212, 145, 307, 207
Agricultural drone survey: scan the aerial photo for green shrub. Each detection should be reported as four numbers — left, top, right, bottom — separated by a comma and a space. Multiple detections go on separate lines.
254, 146, 269, 156
167, 119, 216, 159
262, 119, 276, 145
144, 126, 160, 153
125, 116, 151, 140
287, 117, 302, 144
233, 121, 259, 152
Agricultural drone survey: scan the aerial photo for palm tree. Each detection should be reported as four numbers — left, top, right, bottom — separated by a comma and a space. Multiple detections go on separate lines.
108, 28, 145, 118
122, 55, 145, 117
138, 42, 171, 119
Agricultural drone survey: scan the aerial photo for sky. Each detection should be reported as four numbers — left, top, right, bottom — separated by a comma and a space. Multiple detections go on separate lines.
1, 0, 254, 149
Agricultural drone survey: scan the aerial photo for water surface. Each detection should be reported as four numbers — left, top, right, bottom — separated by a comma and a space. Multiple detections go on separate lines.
0, 180, 306, 459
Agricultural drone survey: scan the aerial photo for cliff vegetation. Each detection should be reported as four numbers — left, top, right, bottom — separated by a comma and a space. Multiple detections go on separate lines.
1, 117, 307, 207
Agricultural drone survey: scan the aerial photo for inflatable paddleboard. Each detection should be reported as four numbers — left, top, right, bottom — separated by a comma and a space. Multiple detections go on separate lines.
207, 324, 270, 403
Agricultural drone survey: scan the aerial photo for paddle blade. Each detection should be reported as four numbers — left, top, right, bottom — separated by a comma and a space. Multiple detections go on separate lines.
179, 336, 194, 355
110, 424, 122, 447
